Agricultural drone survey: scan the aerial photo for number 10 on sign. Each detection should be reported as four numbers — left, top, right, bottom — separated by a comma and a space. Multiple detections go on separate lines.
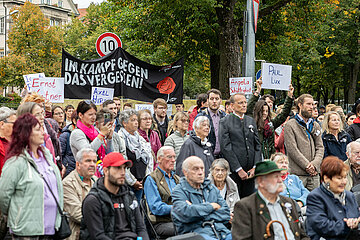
96, 32, 122, 57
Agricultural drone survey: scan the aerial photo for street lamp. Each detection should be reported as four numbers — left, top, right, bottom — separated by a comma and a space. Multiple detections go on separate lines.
1, 10, 19, 57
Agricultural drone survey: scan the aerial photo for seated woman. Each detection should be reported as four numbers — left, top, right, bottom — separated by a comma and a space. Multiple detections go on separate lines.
306, 156, 360, 240
137, 109, 162, 159
271, 152, 309, 208
118, 109, 154, 201
70, 100, 113, 177
208, 158, 240, 213
176, 116, 214, 177
164, 112, 189, 159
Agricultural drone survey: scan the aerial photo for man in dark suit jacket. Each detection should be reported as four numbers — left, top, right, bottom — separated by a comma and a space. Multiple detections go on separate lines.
232, 161, 309, 240
219, 93, 262, 198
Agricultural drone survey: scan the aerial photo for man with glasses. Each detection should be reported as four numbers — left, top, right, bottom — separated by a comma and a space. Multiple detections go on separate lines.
219, 93, 262, 198
143, 146, 179, 238
152, 98, 169, 145
0, 107, 16, 176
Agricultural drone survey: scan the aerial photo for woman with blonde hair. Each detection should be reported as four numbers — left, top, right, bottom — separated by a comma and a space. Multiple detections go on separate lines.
322, 111, 351, 161
164, 112, 189, 159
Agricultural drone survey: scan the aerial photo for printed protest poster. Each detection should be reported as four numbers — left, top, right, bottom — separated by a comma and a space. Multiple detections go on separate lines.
229, 77, 253, 95
31, 77, 64, 103
91, 87, 114, 105
23, 73, 46, 92
62, 48, 184, 103
261, 63, 292, 91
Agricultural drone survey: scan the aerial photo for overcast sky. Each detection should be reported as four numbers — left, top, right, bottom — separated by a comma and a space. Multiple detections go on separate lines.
73, 0, 105, 8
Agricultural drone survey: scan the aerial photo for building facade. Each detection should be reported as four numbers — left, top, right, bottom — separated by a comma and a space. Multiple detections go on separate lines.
0, 0, 79, 57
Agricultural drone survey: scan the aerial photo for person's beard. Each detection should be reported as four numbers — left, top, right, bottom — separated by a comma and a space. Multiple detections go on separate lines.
108, 172, 125, 187
265, 182, 284, 194
300, 109, 312, 119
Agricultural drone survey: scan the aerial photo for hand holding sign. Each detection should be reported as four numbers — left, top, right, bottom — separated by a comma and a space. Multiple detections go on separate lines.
254, 78, 262, 96
261, 63, 292, 91
288, 84, 294, 98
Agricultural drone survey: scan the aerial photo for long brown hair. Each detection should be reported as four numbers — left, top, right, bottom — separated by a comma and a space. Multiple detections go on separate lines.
253, 100, 270, 130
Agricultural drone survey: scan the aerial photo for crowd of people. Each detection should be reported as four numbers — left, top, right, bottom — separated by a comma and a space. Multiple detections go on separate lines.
0, 80, 360, 240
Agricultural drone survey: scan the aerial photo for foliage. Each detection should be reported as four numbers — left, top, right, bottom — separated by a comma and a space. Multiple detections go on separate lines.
0, 2, 64, 87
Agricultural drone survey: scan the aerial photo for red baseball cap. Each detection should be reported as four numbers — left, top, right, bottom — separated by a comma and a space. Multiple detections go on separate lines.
102, 152, 133, 168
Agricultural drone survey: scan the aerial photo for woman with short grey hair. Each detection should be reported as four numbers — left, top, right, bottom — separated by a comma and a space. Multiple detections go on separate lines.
118, 109, 154, 201
175, 115, 214, 177
208, 158, 240, 213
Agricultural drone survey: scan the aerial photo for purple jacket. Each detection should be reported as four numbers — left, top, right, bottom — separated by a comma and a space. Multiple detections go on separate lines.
138, 128, 162, 157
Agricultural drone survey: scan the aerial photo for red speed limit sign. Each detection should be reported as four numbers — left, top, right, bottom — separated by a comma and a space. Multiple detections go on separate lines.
96, 32, 122, 57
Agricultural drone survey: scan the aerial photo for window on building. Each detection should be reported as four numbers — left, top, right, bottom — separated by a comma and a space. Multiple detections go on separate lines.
0, 18, 4, 34
0, 50, 4, 58
41, 0, 45, 4
50, 19, 54, 26
46, 0, 51, 4
58, 0, 63, 7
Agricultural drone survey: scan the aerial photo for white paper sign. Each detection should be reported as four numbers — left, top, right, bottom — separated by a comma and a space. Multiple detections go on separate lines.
135, 104, 173, 117
23, 73, 45, 92
261, 63, 292, 91
91, 87, 114, 105
229, 77, 253, 95
31, 77, 64, 103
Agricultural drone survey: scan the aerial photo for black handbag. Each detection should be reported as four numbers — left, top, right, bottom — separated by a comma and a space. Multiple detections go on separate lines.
31, 163, 71, 239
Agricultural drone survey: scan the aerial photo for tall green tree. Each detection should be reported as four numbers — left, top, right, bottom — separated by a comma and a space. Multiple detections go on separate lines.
0, 2, 64, 87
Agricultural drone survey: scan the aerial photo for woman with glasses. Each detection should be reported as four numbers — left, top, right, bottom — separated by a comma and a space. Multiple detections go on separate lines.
70, 100, 113, 177
17, 102, 62, 172
164, 112, 189, 159
137, 109, 161, 158
119, 109, 154, 201
0, 107, 16, 176
51, 106, 65, 135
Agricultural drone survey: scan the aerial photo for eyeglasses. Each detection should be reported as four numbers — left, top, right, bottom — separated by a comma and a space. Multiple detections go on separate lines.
214, 168, 227, 174
180, 119, 190, 123
4, 120, 15, 124
140, 117, 152, 121
34, 112, 45, 118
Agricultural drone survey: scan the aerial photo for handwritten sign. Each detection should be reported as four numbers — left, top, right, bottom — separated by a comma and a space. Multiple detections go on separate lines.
23, 73, 45, 92
91, 87, 114, 105
31, 77, 64, 103
229, 77, 253, 95
261, 63, 292, 91
135, 104, 173, 117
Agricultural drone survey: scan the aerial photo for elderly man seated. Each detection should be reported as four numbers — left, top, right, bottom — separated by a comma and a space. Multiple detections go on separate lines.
143, 146, 180, 238
345, 141, 360, 191
63, 148, 98, 240
232, 161, 309, 240
172, 156, 232, 240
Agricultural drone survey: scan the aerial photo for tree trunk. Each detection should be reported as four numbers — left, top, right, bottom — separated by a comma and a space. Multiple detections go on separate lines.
210, 54, 220, 90
215, 0, 241, 98
348, 61, 359, 104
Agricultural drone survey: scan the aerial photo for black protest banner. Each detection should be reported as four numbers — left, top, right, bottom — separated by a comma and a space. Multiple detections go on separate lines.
61, 48, 184, 103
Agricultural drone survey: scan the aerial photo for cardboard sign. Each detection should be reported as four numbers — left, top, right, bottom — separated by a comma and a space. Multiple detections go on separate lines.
31, 77, 64, 103
23, 73, 45, 92
135, 104, 173, 117
261, 63, 292, 91
229, 77, 253, 95
91, 87, 114, 105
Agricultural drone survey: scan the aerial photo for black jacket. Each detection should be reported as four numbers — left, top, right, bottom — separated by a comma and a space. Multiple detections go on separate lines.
322, 131, 351, 161
80, 178, 149, 240
219, 114, 262, 172
346, 122, 360, 141
175, 131, 214, 177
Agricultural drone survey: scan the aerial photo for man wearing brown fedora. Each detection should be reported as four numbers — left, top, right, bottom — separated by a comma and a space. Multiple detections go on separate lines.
232, 161, 309, 240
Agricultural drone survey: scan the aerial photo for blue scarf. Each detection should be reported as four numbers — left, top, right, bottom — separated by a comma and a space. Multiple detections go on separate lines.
294, 114, 314, 141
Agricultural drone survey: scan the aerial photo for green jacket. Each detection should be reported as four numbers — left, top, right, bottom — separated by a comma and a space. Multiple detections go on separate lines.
0, 147, 63, 236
